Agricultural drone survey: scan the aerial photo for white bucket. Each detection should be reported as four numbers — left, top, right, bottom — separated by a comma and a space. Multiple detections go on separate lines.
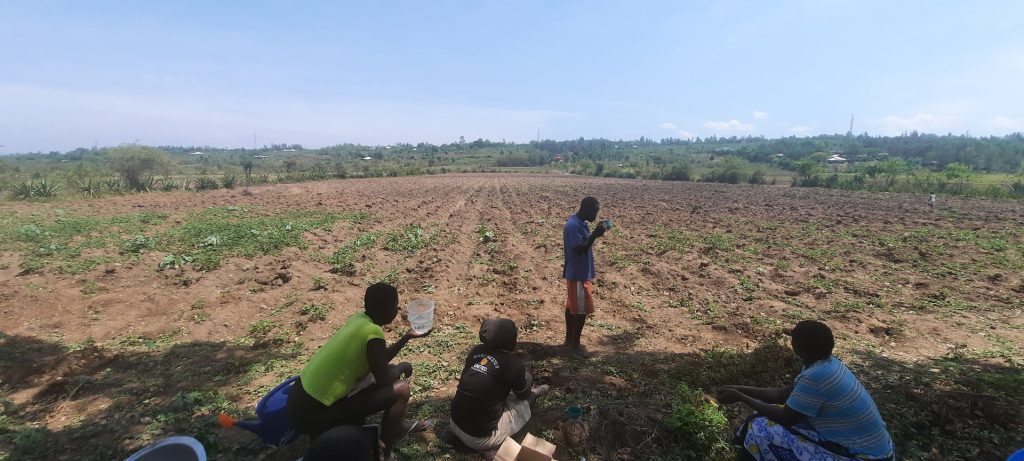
405, 299, 435, 334
124, 436, 206, 461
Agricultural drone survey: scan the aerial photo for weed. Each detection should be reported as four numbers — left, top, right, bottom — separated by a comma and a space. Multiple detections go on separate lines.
191, 297, 207, 310
271, 291, 301, 315
421, 284, 436, 294
248, 319, 279, 336
609, 253, 633, 268
300, 302, 334, 322
703, 233, 734, 253
80, 280, 99, 296
310, 276, 328, 291
383, 225, 428, 252
159, 206, 344, 271
829, 299, 867, 316
121, 234, 154, 254
476, 224, 496, 243
666, 383, 732, 457
328, 231, 380, 274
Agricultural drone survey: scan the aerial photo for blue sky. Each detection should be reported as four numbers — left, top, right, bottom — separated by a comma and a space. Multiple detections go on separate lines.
2, 1, 1023, 153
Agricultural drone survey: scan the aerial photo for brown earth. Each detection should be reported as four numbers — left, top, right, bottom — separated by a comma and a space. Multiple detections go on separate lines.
1, 173, 1022, 460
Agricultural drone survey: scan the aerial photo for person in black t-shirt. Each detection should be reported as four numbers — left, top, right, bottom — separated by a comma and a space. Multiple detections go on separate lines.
449, 318, 550, 450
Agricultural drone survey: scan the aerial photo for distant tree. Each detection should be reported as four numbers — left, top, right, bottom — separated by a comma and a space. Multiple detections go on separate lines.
241, 158, 254, 185
943, 162, 972, 193
106, 144, 170, 191
284, 159, 297, 173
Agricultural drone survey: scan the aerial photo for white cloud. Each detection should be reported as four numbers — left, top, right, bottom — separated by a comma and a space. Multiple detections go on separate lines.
753, 111, 768, 119
676, 130, 696, 140
703, 119, 754, 132
659, 122, 678, 130
788, 125, 813, 135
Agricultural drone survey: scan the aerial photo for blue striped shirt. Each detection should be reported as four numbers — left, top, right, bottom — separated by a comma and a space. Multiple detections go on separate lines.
786, 357, 894, 458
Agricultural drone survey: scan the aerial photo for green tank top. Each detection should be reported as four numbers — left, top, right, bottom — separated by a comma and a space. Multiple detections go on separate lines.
299, 311, 385, 406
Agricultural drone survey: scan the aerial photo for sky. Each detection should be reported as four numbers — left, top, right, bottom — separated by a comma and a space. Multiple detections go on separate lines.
2, 0, 1023, 153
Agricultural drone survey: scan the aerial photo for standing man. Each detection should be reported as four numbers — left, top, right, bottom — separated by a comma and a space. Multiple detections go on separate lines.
562, 196, 607, 357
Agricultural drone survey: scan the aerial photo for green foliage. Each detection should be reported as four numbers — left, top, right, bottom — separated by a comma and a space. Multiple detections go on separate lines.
666, 383, 732, 457
310, 276, 328, 291
220, 174, 237, 189
476, 224, 496, 243
248, 319, 279, 336
10, 179, 60, 200
158, 206, 345, 271
106, 144, 171, 191
382, 225, 428, 252
192, 176, 220, 191
299, 302, 334, 322
0, 211, 167, 274
120, 234, 154, 254
327, 232, 380, 275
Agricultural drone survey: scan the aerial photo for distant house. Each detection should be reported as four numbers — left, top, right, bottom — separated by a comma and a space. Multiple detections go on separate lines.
189, 151, 204, 156
282, 148, 296, 152
254, 155, 270, 159
826, 155, 847, 164
553, 155, 565, 163
362, 156, 373, 161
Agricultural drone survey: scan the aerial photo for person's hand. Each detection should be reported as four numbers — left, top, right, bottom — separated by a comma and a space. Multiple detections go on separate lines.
393, 362, 413, 379
592, 224, 607, 238
716, 387, 744, 404
404, 328, 433, 339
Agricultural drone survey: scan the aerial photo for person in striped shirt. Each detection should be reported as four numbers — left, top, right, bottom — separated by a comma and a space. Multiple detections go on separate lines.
717, 320, 895, 461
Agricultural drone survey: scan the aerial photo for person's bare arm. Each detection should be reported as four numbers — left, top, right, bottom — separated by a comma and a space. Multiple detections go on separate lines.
719, 385, 793, 404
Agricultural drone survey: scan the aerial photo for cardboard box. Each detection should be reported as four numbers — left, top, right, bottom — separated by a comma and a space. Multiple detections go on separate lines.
493, 433, 559, 461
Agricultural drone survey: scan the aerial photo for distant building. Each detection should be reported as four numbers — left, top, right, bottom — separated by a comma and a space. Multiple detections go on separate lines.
189, 151, 204, 156
553, 155, 565, 163
362, 156, 373, 160
282, 148, 296, 152
826, 155, 847, 164
254, 155, 270, 159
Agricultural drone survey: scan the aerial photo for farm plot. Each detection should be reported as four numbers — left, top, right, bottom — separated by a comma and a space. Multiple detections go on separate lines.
1, 174, 1022, 460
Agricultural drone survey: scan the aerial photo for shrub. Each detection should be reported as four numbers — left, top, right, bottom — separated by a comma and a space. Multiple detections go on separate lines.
221, 174, 237, 189
106, 144, 171, 191
10, 179, 60, 200
666, 383, 731, 457
193, 176, 220, 191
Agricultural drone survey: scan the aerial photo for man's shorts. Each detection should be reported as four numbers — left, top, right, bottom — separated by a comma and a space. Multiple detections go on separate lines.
449, 395, 532, 450
565, 279, 594, 315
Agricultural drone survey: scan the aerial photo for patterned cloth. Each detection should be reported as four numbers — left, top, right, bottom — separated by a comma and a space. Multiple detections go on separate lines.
565, 280, 595, 315
739, 416, 895, 461
786, 357, 894, 458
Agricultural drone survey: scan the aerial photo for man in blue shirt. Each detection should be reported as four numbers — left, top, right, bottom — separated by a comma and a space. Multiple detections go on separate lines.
562, 197, 607, 358
717, 321, 895, 460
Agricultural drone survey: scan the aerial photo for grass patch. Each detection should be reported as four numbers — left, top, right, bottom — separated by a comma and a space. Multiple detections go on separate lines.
158, 206, 350, 271
299, 302, 334, 322
327, 231, 380, 275
0, 211, 167, 274
382, 225, 429, 252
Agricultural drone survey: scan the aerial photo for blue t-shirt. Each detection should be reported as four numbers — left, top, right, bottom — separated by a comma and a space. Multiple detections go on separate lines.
786, 357, 894, 458
563, 214, 595, 281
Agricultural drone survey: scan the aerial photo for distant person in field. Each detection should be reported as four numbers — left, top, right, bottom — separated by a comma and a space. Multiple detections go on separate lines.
287, 282, 432, 460
717, 320, 895, 461
927, 193, 936, 210
562, 196, 608, 357
448, 318, 550, 451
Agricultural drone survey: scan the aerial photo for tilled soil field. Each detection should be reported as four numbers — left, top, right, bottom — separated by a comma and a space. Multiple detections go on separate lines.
1, 173, 1022, 460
